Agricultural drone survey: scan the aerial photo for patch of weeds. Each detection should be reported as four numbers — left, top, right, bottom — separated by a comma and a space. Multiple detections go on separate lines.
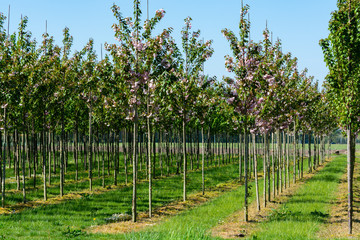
105, 213, 132, 223
310, 210, 329, 218
62, 226, 86, 238
82, 193, 94, 200
53, 220, 63, 226
0, 234, 5, 239
268, 206, 294, 221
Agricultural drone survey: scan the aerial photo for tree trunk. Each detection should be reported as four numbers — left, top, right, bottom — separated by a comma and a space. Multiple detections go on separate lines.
293, 123, 297, 184
22, 130, 26, 203
201, 126, 205, 195
132, 106, 138, 222
347, 123, 355, 234
308, 132, 312, 172
147, 116, 152, 218
271, 132, 275, 199
264, 133, 267, 207
253, 134, 260, 211
183, 118, 187, 202
244, 130, 249, 222
1, 108, 7, 207
239, 134, 242, 181
60, 110, 65, 197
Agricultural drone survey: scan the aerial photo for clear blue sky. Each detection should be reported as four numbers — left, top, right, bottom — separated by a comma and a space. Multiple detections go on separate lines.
0, 0, 337, 85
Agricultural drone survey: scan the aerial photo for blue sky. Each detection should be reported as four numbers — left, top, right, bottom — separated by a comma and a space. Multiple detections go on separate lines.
0, 0, 337, 85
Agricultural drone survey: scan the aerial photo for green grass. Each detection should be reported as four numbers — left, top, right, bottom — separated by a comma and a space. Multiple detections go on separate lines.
3, 151, 237, 207
0, 159, 246, 240
112, 155, 344, 240
250, 154, 346, 240
125, 179, 264, 240
0, 150, 345, 240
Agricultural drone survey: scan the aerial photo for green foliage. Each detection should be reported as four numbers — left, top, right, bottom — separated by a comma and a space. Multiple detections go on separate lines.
62, 226, 86, 239
320, 0, 360, 127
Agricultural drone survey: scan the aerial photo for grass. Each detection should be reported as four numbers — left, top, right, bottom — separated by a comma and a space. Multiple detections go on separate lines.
0, 158, 246, 240
124, 180, 263, 240
115, 155, 345, 240
2, 143, 347, 207
3, 151, 237, 207
250, 154, 347, 240
0, 147, 347, 239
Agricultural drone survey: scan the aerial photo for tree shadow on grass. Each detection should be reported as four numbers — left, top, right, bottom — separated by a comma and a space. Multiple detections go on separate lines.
267, 206, 330, 223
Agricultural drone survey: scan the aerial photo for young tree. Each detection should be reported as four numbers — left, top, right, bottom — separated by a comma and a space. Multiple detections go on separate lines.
107, 0, 174, 221
222, 3, 262, 220
170, 17, 213, 201
320, 0, 360, 234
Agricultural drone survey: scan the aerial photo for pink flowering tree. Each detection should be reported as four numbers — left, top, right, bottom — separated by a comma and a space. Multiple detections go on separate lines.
222, 3, 263, 221
166, 16, 213, 202
0, 16, 37, 205
106, 0, 174, 221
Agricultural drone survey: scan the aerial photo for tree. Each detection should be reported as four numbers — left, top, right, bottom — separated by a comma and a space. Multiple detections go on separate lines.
170, 16, 213, 201
107, 0, 173, 221
320, 0, 360, 234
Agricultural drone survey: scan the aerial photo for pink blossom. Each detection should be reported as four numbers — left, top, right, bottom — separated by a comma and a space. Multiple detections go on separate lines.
227, 97, 235, 104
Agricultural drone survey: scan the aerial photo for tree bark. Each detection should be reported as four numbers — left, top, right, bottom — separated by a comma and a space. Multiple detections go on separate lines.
201, 126, 205, 195
244, 130, 249, 222
253, 134, 260, 211
183, 118, 187, 202
347, 123, 355, 234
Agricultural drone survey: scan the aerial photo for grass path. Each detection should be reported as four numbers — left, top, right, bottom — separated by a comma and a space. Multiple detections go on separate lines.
123, 178, 264, 240
317, 155, 360, 239
249, 154, 346, 240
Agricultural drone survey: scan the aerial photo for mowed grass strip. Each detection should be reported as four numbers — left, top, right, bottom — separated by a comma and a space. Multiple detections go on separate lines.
121, 179, 264, 240
0, 161, 242, 240
250, 154, 346, 240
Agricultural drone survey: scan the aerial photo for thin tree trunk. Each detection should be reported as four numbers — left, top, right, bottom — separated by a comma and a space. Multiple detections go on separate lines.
22, 130, 26, 203
293, 123, 297, 184
271, 132, 275, 198
60, 111, 65, 197
308, 132, 312, 172
132, 106, 138, 222
347, 123, 355, 234
244, 130, 249, 222
1, 108, 6, 207
264, 133, 267, 207
88, 99, 93, 191
183, 118, 187, 201
253, 134, 260, 211
239, 134, 242, 181
201, 126, 205, 195
147, 115, 152, 218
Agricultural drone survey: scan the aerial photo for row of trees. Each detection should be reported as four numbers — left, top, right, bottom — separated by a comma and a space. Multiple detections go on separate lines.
0, 1, 335, 222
